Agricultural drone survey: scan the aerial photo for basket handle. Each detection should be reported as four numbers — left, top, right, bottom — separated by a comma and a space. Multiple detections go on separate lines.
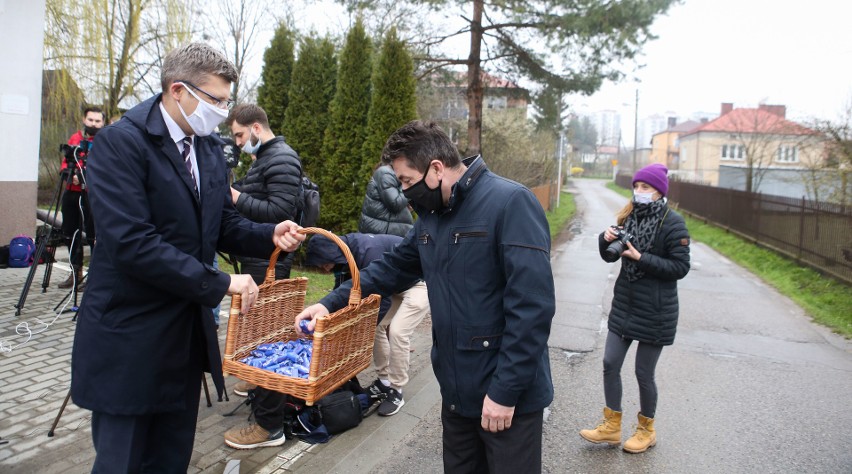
295, 227, 362, 306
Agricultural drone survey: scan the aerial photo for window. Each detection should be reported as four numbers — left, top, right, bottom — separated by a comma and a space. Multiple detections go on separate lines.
721, 143, 745, 160
776, 145, 799, 163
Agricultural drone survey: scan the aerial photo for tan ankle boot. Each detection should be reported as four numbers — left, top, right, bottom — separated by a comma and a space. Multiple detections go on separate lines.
623, 413, 656, 453
58, 265, 79, 289
579, 407, 622, 445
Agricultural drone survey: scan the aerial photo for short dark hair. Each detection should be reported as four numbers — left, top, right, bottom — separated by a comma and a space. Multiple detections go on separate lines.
160, 42, 238, 91
381, 120, 461, 172
83, 106, 105, 122
226, 103, 271, 130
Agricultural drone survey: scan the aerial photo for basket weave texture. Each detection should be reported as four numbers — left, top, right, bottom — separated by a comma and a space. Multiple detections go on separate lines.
223, 228, 380, 405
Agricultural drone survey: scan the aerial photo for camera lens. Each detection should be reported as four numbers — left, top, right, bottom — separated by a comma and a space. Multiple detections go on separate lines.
604, 241, 626, 262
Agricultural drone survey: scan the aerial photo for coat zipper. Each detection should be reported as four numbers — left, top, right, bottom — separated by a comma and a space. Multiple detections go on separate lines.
453, 231, 487, 243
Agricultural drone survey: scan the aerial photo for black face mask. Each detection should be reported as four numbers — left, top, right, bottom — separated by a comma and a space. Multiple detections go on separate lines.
84, 125, 100, 137
403, 169, 444, 212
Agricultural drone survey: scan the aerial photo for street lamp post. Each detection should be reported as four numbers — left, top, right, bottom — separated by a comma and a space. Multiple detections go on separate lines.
632, 89, 639, 172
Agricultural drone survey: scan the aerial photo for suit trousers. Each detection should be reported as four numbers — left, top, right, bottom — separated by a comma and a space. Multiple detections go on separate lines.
441, 404, 543, 474
372, 281, 430, 389
90, 320, 204, 473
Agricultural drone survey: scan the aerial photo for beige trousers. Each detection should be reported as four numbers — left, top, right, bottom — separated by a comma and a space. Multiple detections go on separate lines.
373, 281, 430, 390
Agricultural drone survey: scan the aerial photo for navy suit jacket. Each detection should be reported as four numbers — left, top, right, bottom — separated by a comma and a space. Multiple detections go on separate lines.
71, 95, 275, 415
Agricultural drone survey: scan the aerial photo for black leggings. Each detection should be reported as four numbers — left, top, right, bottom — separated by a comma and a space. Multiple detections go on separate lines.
602, 330, 663, 418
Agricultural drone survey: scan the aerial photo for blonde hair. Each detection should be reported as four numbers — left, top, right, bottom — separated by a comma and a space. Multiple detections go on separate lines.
616, 201, 633, 226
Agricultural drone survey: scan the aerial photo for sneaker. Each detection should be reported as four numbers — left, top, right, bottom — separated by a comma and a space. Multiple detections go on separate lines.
233, 380, 256, 397
224, 423, 286, 449
367, 379, 391, 399
378, 388, 404, 416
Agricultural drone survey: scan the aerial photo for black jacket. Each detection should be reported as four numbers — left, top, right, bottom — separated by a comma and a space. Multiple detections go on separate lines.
599, 204, 690, 346
233, 136, 301, 267
358, 165, 413, 237
235, 136, 302, 224
321, 157, 555, 418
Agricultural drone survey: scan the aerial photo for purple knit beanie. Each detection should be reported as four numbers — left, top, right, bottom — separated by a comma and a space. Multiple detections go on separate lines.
633, 163, 669, 196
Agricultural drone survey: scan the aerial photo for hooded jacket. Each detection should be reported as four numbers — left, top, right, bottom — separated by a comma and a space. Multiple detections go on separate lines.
598, 203, 690, 345
320, 156, 555, 418
358, 165, 414, 237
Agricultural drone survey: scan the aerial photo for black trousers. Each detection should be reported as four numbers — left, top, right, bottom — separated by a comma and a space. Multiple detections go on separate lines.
441, 404, 543, 474
90, 324, 203, 472
61, 190, 95, 266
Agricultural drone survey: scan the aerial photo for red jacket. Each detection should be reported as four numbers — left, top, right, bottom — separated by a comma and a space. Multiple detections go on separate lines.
62, 131, 92, 192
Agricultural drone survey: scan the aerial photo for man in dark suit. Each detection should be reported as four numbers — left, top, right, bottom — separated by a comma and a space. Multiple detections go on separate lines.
70, 43, 305, 471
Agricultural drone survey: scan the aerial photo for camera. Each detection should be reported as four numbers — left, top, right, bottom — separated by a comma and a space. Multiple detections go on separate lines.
603, 226, 633, 262
59, 140, 92, 165
221, 137, 239, 169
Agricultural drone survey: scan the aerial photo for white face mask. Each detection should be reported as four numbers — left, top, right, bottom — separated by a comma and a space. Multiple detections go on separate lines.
175, 82, 228, 137
633, 191, 655, 204
241, 129, 262, 154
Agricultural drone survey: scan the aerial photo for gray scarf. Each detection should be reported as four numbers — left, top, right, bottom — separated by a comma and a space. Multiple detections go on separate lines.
622, 199, 667, 282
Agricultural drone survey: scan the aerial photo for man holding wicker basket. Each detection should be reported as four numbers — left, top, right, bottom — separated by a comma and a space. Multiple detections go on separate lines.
70, 43, 305, 472
296, 120, 555, 473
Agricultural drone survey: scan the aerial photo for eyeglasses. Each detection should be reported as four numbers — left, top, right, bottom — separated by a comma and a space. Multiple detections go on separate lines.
178, 80, 234, 110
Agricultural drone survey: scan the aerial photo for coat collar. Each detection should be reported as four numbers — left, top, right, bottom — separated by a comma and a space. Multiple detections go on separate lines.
446, 155, 488, 211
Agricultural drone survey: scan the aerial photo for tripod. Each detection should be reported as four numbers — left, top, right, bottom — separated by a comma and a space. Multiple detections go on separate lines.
15, 163, 81, 316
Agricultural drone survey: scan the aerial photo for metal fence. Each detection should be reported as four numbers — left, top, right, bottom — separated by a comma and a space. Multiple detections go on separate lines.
615, 174, 852, 284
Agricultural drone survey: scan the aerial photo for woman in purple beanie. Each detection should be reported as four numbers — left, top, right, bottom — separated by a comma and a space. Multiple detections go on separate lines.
579, 163, 691, 453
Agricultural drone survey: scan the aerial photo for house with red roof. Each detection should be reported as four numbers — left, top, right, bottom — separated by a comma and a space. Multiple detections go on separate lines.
677, 103, 826, 193
649, 117, 703, 170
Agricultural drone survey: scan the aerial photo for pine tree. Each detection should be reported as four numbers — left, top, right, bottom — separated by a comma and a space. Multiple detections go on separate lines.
361, 27, 417, 179
257, 24, 295, 134
319, 19, 373, 233
283, 35, 337, 179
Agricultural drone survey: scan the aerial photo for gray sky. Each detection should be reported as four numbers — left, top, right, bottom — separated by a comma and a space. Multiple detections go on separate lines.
251, 0, 851, 140
575, 0, 852, 130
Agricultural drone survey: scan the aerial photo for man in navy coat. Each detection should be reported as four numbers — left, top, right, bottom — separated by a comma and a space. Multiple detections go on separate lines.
71, 43, 305, 471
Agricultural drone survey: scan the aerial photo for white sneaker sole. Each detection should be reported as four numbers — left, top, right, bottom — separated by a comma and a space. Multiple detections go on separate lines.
224, 436, 287, 450
378, 398, 405, 416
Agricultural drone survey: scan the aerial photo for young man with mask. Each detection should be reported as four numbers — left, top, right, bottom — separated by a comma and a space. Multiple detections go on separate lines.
71, 43, 304, 471
226, 103, 302, 284
294, 120, 555, 472
57, 106, 105, 290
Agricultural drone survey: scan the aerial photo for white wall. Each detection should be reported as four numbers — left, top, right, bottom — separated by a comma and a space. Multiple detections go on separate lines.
0, 0, 46, 241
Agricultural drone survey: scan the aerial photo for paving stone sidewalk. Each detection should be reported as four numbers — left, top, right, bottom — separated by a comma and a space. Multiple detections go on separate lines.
0, 264, 436, 473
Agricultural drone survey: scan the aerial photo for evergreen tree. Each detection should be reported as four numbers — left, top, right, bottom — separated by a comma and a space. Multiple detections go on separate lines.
320, 19, 373, 233
257, 24, 295, 134
283, 35, 338, 179
361, 27, 417, 179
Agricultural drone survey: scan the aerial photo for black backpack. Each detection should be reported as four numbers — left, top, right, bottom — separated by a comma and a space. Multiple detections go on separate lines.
297, 175, 320, 227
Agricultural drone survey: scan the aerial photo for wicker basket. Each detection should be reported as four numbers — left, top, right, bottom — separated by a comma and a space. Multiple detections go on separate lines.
222, 228, 381, 405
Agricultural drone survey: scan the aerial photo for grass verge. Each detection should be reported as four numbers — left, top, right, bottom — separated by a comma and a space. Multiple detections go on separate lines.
547, 192, 577, 242
606, 182, 852, 338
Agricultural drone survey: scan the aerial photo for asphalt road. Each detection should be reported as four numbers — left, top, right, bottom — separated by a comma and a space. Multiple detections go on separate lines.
365, 178, 852, 474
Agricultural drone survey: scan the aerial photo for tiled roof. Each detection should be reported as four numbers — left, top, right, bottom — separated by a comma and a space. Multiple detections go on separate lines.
682, 108, 815, 137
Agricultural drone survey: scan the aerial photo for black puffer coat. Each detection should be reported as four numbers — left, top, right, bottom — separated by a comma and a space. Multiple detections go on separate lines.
599, 204, 690, 346
233, 137, 302, 271
234, 136, 302, 223
358, 165, 413, 237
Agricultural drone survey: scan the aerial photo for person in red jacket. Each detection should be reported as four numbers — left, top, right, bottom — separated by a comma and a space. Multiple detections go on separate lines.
58, 106, 104, 290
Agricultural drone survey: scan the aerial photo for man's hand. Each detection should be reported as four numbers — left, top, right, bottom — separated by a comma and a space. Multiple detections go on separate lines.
273, 220, 306, 252
228, 274, 259, 315
230, 186, 241, 204
72, 175, 80, 186
481, 395, 515, 433
294, 303, 329, 336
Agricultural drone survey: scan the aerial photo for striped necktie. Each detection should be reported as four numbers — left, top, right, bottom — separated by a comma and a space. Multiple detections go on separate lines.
181, 136, 198, 198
